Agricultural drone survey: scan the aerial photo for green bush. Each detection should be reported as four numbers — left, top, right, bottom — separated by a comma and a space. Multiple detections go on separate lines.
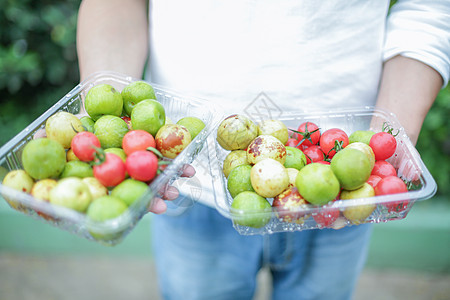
0, 0, 81, 144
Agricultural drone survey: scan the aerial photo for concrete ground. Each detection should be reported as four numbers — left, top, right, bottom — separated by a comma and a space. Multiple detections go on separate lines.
1, 253, 450, 300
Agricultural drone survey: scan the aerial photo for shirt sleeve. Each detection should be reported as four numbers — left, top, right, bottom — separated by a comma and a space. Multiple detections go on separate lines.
383, 0, 450, 88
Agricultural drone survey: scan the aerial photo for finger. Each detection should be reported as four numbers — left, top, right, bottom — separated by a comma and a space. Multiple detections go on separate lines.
181, 164, 196, 178
163, 186, 179, 200
149, 198, 168, 214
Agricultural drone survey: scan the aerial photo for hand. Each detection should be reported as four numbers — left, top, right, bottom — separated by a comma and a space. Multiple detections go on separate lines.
150, 164, 196, 214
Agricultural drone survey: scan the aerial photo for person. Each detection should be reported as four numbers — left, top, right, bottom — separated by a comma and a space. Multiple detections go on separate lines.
76, 1, 450, 299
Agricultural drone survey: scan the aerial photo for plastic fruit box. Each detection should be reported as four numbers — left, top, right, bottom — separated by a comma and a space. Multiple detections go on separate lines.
209, 106, 437, 235
0, 71, 222, 245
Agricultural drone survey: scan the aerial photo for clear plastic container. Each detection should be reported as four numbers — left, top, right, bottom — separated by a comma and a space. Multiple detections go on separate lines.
209, 106, 437, 235
0, 71, 222, 245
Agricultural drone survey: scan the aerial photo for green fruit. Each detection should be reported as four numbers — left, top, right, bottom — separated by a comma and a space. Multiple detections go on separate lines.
85, 84, 123, 121
222, 150, 248, 178
331, 148, 372, 190
104, 148, 127, 162
87, 196, 128, 221
86, 195, 130, 241
45, 111, 85, 149
31, 179, 57, 202
80, 116, 95, 133
49, 177, 92, 212
341, 183, 376, 224
121, 81, 156, 116
82, 177, 108, 200
348, 130, 376, 145
176, 116, 206, 140
250, 158, 289, 198
94, 115, 129, 149
22, 138, 66, 180
111, 179, 148, 206
2, 170, 34, 210
60, 161, 93, 178
227, 164, 254, 198
131, 99, 166, 136
231, 191, 272, 228
216, 114, 258, 150
295, 163, 340, 205
257, 119, 289, 145
284, 146, 307, 170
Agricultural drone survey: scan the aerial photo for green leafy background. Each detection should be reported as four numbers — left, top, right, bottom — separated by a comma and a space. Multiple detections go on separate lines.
0, 0, 449, 201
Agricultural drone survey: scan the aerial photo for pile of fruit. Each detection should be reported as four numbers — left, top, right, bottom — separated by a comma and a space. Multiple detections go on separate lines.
216, 114, 410, 229
2, 80, 205, 238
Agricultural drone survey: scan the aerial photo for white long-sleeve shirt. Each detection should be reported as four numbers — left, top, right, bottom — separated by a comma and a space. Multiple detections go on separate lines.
146, 0, 450, 209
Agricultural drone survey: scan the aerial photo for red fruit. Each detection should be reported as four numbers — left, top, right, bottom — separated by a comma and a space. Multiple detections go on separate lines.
122, 130, 156, 156
71, 131, 101, 162
126, 150, 159, 182
371, 160, 396, 178
375, 175, 409, 213
369, 132, 397, 160
93, 153, 126, 187
366, 175, 382, 189
294, 122, 321, 147
319, 128, 349, 158
303, 145, 325, 164
313, 206, 340, 228
286, 138, 300, 147
272, 187, 309, 224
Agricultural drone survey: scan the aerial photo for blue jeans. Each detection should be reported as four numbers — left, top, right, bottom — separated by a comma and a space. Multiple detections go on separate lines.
151, 203, 372, 300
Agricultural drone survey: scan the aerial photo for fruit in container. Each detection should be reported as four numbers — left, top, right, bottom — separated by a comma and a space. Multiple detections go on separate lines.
49, 177, 92, 213
131, 99, 166, 136
84, 83, 123, 121
247, 135, 287, 165
216, 114, 258, 150
93, 115, 129, 149
272, 186, 309, 224
45, 111, 85, 149
284, 146, 307, 170
250, 158, 289, 198
295, 163, 340, 205
155, 124, 192, 159
177, 116, 206, 140
257, 119, 289, 145
22, 138, 66, 180
222, 150, 248, 178
227, 164, 254, 198
121, 81, 156, 116
330, 148, 371, 190
231, 191, 271, 228
341, 183, 376, 224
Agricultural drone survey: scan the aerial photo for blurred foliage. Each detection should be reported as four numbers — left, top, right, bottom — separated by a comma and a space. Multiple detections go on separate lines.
0, 0, 449, 201
0, 0, 81, 144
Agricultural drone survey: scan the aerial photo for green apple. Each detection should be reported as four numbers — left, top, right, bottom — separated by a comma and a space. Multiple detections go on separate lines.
80, 116, 95, 133
121, 81, 156, 116
85, 84, 123, 121
131, 99, 166, 136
